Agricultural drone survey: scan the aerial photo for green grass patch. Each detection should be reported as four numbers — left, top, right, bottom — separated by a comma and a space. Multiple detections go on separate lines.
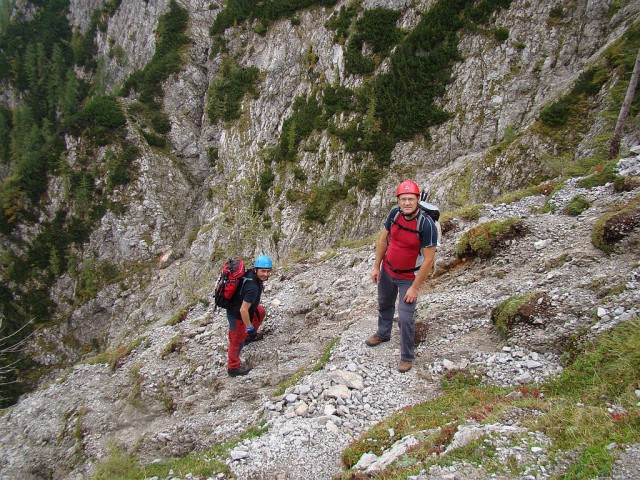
85, 337, 146, 371
563, 195, 591, 216
339, 320, 640, 479
439, 204, 481, 234
166, 301, 197, 326
493, 180, 561, 205
91, 422, 268, 480
592, 194, 640, 253
454, 218, 524, 259
490, 291, 546, 339
577, 160, 621, 188
312, 337, 339, 372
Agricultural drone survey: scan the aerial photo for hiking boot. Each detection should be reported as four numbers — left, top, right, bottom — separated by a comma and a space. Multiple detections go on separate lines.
365, 334, 389, 347
397, 360, 413, 373
227, 364, 252, 377
243, 331, 264, 345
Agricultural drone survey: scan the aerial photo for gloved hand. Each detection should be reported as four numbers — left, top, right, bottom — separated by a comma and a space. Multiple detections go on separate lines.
246, 325, 256, 341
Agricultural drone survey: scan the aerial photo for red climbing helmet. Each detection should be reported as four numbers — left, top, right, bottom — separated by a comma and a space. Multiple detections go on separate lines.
396, 180, 421, 197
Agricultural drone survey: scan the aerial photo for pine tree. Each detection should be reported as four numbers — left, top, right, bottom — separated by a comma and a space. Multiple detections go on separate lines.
61, 69, 79, 125
46, 45, 66, 120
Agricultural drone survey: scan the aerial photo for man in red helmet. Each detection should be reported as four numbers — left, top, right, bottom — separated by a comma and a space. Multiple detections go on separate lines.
365, 180, 438, 372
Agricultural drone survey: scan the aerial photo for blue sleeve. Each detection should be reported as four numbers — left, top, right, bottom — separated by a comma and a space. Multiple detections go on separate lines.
421, 216, 438, 248
384, 207, 400, 231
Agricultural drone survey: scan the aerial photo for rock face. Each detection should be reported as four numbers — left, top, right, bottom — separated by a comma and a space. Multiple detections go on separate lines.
1, 1, 640, 478
32, 0, 637, 355
55, 0, 640, 261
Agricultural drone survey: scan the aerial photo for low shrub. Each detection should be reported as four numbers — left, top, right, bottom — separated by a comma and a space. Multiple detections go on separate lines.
592, 195, 640, 253
454, 218, 525, 258
563, 194, 591, 216
491, 291, 549, 338
577, 161, 620, 188
303, 181, 348, 224
75, 96, 126, 145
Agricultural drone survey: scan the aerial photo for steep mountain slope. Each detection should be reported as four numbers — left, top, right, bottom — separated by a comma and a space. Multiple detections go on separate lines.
0, 0, 640, 478
0, 158, 638, 479
1, 0, 633, 376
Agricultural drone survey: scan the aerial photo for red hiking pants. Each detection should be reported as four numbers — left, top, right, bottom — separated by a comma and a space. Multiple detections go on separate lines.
227, 305, 265, 369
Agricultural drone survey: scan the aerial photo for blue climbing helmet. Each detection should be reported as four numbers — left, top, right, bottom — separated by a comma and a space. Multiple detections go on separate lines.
254, 254, 273, 269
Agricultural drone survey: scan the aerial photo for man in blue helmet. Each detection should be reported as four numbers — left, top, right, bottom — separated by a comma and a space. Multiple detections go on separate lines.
226, 254, 273, 377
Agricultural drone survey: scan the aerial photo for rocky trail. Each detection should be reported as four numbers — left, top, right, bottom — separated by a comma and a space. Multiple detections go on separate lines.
1, 169, 639, 480
221, 176, 640, 479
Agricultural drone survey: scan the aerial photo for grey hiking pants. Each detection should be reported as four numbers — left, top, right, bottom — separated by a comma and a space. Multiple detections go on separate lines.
376, 266, 417, 362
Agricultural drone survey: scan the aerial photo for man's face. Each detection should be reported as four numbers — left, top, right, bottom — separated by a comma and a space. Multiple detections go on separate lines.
397, 194, 418, 215
256, 268, 272, 281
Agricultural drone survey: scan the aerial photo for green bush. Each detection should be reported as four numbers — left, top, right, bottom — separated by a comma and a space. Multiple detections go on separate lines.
577, 161, 620, 188
325, 4, 355, 43
107, 143, 140, 190
303, 181, 348, 224
286, 189, 304, 202
0, 106, 12, 163
277, 95, 325, 162
207, 57, 260, 123
252, 191, 268, 215
563, 195, 591, 216
540, 67, 606, 128
540, 99, 570, 127
210, 0, 339, 36
322, 83, 355, 117
491, 291, 547, 338
142, 131, 167, 148
454, 217, 524, 258
344, 48, 376, 75
344, 8, 401, 75
259, 167, 275, 191
121, 1, 189, 104
352, 8, 401, 56
150, 110, 171, 134
75, 95, 126, 145
592, 196, 640, 253
292, 165, 307, 181
614, 175, 640, 192
208, 147, 219, 166
493, 27, 509, 42
357, 162, 382, 194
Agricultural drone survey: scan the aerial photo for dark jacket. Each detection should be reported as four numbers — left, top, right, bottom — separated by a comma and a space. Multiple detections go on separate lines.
228, 269, 263, 319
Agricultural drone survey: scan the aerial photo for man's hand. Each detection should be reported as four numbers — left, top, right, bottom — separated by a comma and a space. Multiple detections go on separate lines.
403, 285, 419, 303
371, 266, 380, 284
245, 325, 256, 341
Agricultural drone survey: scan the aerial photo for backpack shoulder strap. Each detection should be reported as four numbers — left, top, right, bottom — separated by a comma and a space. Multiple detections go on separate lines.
390, 208, 422, 235
416, 211, 426, 233
389, 206, 401, 224
237, 275, 253, 295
